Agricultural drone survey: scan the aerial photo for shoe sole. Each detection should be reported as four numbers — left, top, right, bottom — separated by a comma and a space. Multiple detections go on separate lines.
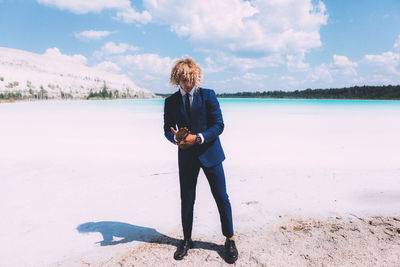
173, 243, 194, 260
226, 256, 238, 264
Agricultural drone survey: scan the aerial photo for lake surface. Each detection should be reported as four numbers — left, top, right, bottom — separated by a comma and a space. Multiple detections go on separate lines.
1, 97, 399, 174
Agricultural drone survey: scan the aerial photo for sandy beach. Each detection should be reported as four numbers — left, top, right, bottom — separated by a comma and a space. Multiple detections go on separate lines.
84, 215, 400, 266
1, 99, 400, 266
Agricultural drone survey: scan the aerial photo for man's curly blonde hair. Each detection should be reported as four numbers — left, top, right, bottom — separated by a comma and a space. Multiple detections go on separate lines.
170, 58, 202, 87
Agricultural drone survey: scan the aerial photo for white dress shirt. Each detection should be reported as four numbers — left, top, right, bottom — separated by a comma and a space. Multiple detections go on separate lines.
179, 86, 196, 107
174, 86, 204, 144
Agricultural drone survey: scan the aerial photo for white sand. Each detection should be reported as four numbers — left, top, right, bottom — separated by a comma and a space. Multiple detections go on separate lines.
88, 216, 400, 266
0, 99, 399, 266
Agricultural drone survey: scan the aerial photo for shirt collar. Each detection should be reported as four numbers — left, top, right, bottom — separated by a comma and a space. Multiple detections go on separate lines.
179, 86, 197, 97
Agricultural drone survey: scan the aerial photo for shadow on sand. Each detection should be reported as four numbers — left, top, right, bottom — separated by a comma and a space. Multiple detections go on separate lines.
77, 221, 228, 262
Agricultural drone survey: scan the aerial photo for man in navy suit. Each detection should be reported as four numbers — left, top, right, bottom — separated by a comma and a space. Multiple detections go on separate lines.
164, 58, 238, 263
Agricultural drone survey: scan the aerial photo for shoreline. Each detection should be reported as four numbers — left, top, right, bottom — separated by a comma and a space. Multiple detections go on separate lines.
2, 97, 400, 104
0, 97, 161, 104
216, 97, 400, 101
0, 99, 15, 103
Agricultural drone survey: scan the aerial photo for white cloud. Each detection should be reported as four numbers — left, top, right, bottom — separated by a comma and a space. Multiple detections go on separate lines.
200, 53, 284, 80
300, 49, 400, 89
143, 0, 327, 54
242, 72, 268, 81
333, 54, 358, 75
307, 64, 333, 83
280, 75, 299, 87
142, 0, 326, 79
95, 61, 121, 73
110, 53, 177, 91
37, 0, 131, 14
393, 35, 400, 50
363, 51, 400, 74
74, 30, 115, 41
232, 72, 268, 84
115, 53, 175, 76
115, 7, 152, 24
333, 55, 357, 68
43, 47, 87, 65
304, 55, 358, 86
37, 0, 151, 24
203, 56, 225, 73
286, 52, 310, 72
102, 42, 139, 54
146, 0, 258, 41
93, 42, 140, 59
229, 54, 284, 71
230, 72, 268, 88
361, 74, 397, 85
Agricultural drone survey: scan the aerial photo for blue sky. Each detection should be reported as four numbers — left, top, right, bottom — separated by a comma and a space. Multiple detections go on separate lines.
1, 0, 400, 93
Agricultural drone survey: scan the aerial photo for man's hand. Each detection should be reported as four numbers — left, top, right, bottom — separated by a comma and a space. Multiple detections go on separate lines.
184, 134, 196, 145
170, 127, 186, 144
170, 127, 196, 149
178, 134, 196, 149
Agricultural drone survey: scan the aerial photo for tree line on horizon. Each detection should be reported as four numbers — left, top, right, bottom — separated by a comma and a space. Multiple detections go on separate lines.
2, 84, 400, 101
216, 85, 400, 100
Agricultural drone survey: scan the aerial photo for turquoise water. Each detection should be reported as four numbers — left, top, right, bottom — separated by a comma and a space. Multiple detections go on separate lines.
218, 98, 400, 106
154, 97, 400, 106
1, 98, 400, 113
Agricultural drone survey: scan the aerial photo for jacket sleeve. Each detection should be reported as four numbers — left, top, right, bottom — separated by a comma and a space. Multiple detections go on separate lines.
163, 98, 176, 144
201, 90, 224, 143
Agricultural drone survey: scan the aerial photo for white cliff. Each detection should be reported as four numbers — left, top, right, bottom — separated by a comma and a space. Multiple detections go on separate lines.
0, 47, 156, 99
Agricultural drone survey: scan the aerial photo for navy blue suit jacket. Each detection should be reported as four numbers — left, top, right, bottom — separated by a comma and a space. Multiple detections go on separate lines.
164, 88, 225, 168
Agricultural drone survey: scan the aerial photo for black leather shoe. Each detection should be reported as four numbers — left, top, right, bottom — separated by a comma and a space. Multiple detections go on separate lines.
173, 239, 194, 260
225, 239, 238, 264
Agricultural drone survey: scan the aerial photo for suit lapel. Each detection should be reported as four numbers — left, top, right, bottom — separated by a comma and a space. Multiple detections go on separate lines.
191, 88, 203, 125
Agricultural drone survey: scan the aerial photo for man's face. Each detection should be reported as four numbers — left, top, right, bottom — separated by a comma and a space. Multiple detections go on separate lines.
179, 76, 195, 93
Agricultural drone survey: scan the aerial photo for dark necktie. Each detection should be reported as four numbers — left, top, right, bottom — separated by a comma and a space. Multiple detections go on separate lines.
185, 93, 191, 121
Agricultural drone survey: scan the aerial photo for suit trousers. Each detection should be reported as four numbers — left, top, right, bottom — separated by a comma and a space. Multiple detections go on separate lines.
178, 157, 234, 239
